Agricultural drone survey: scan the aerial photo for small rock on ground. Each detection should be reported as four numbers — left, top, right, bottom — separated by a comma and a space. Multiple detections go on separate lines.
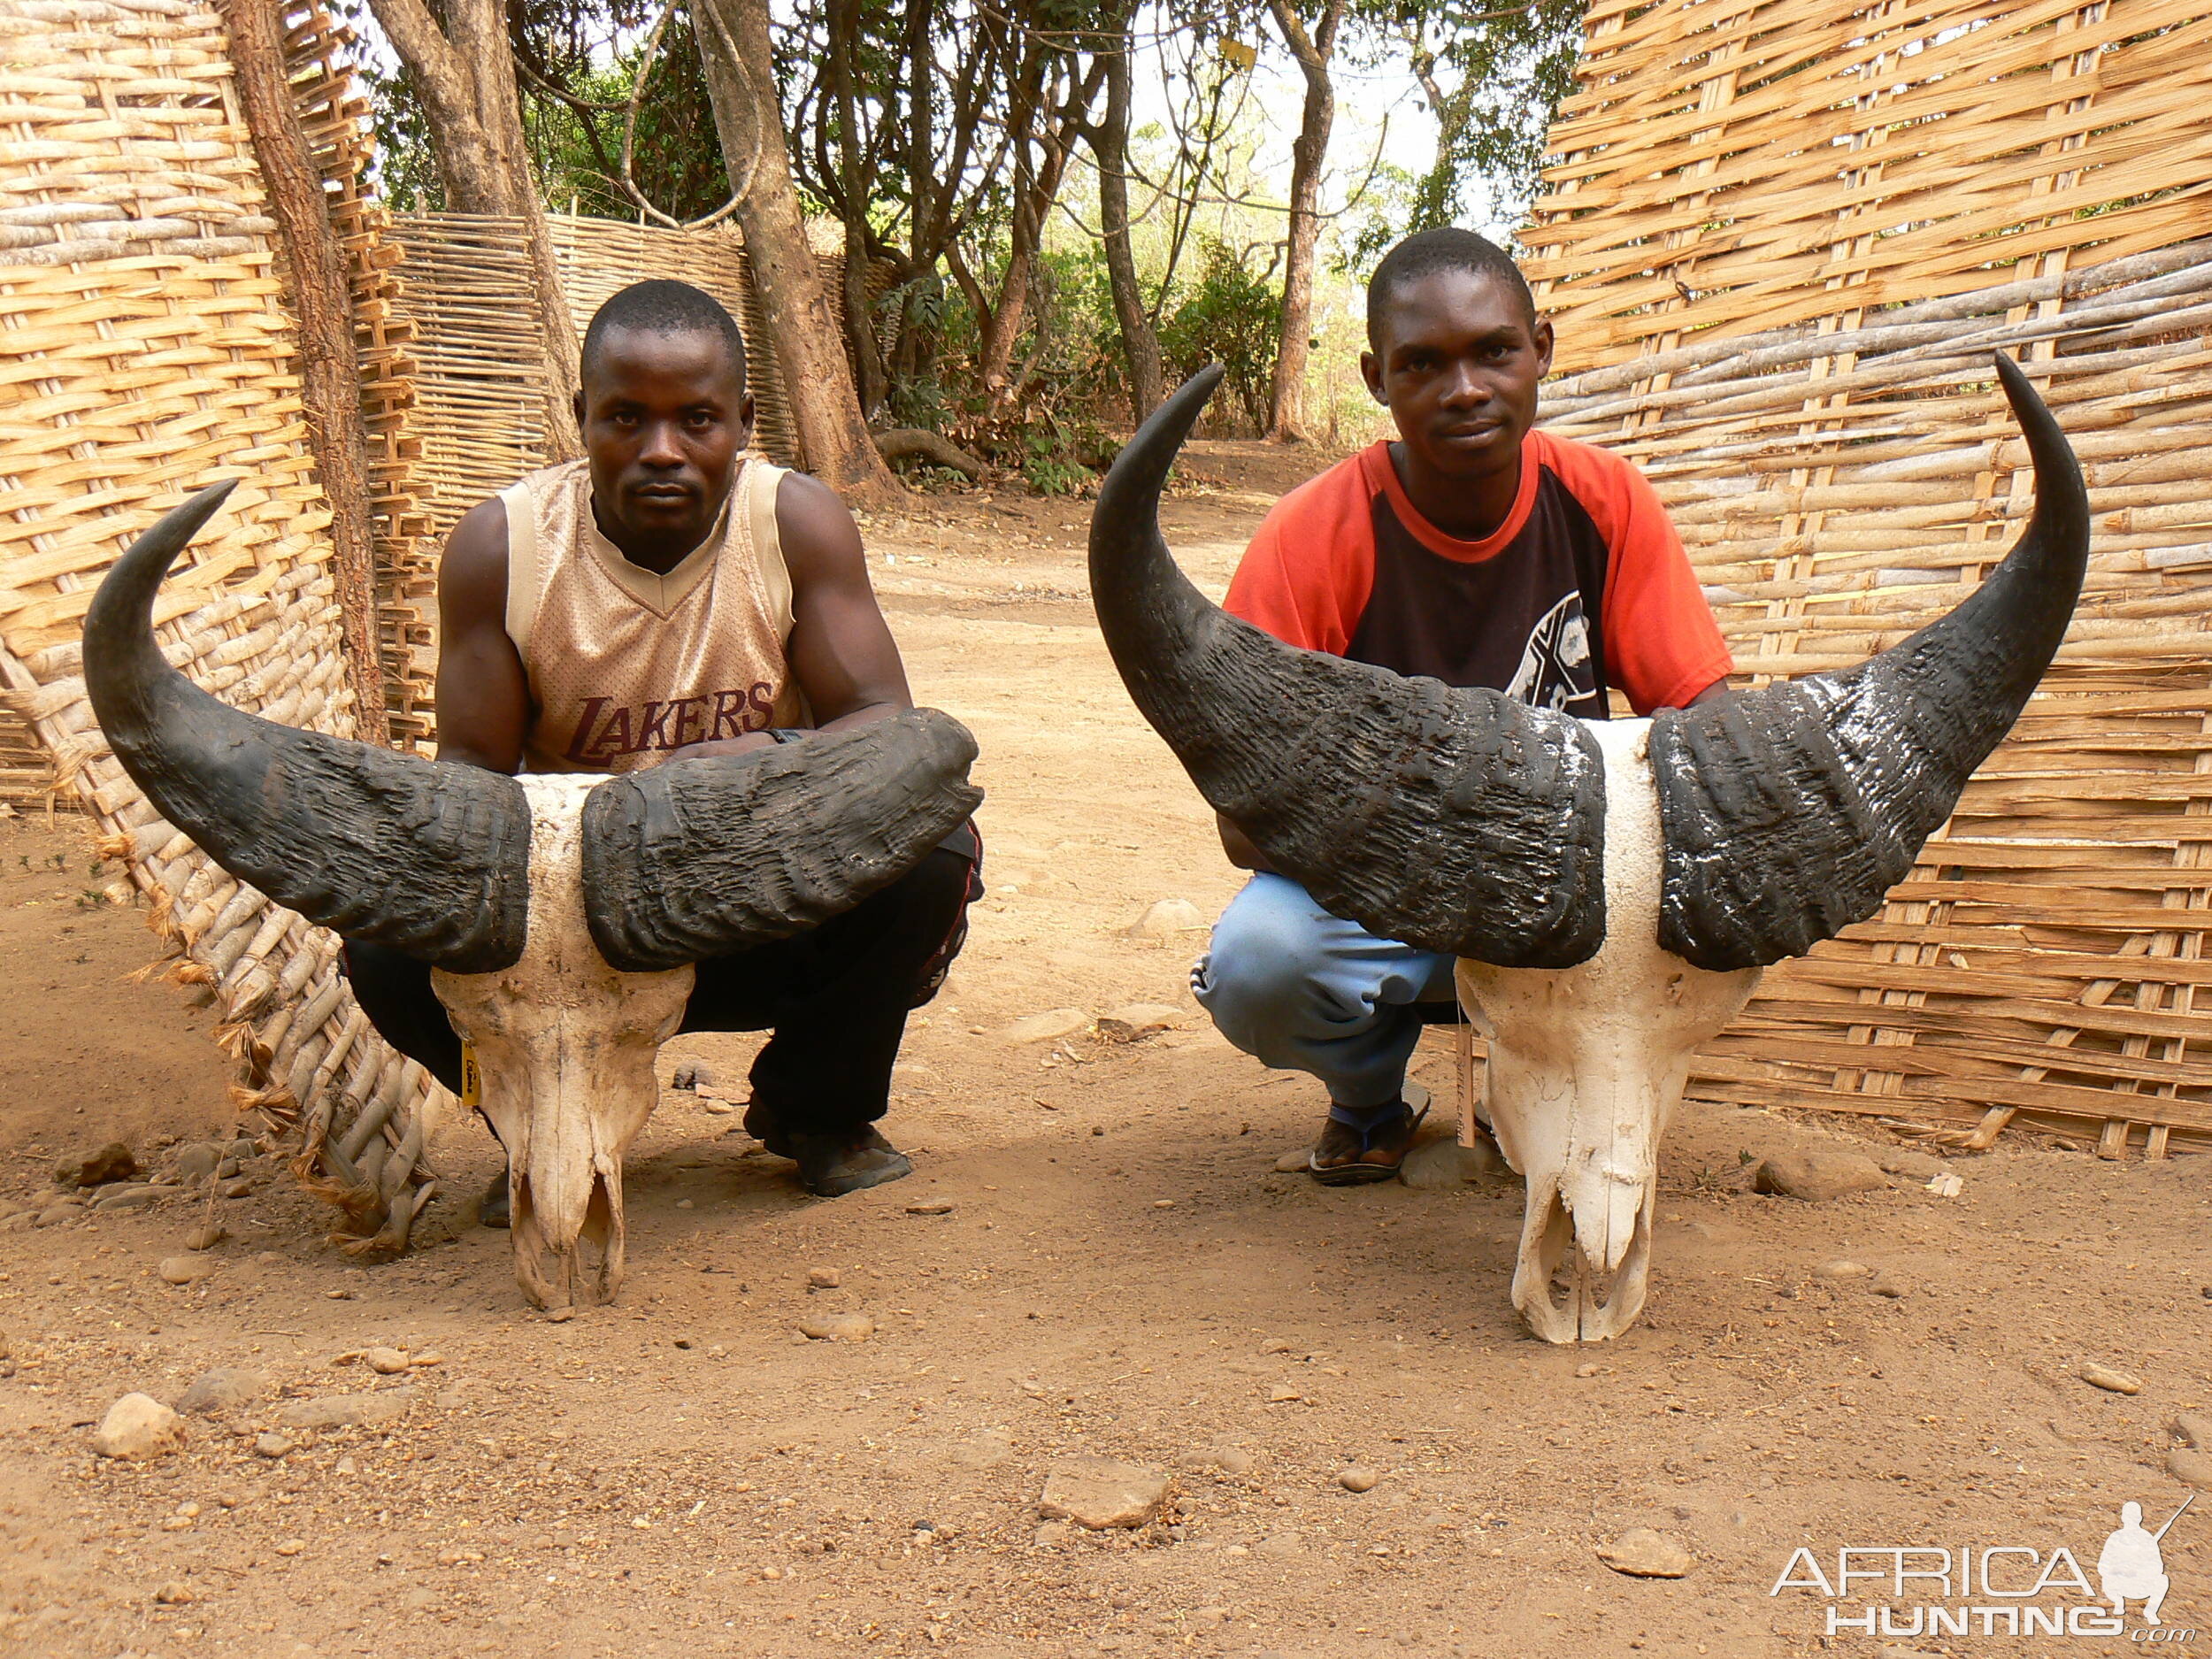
1595, 1528, 1692, 1578
807, 1266, 842, 1289
184, 1224, 226, 1251
1127, 898, 1205, 939
273, 1388, 417, 1431
1094, 1003, 1181, 1041
174, 1143, 222, 1183
1815, 1260, 1872, 1279
2082, 1363, 2142, 1395
57, 1142, 137, 1189
1039, 1458, 1172, 1529
2168, 1448, 2212, 1492
1271, 1148, 1310, 1173
670, 1060, 715, 1090
1875, 1147, 1952, 1179
797, 1313, 874, 1341
94, 1184, 163, 1211
176, 1367, 268, 1416
1001, 1008, 1088, 1045
1338, 1466, 1379, 1494
255, 1432, 298, 1458
1752, 1148, 1887, 1202
93, 1394, 182, 1461
363, 1347, 410, 1375
1182, 1448, 1253, 1478
157, 1255, 215, 1286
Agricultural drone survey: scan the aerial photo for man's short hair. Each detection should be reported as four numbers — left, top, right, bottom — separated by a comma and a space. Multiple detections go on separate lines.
580, 280, 748, 391
1366, 228, 1538, 348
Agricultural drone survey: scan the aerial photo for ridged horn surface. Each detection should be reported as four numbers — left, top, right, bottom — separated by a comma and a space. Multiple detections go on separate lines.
1651, 353, 2091, 971
579, 708, 982, 972
1087, 366, 1607, 968
83, 481, 532, 972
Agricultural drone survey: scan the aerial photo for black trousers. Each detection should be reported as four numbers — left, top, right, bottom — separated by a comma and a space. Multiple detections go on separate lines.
343, 842, 979, 1138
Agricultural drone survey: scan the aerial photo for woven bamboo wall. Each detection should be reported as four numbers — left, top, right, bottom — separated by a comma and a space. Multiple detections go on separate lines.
386, 211, 849, 537
279, 3, 439, 752
1524, 0, 2212, 1153
0, 0, 443, 1248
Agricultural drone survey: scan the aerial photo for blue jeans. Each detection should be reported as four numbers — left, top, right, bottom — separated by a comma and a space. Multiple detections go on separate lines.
1192, 872, 1458, 1109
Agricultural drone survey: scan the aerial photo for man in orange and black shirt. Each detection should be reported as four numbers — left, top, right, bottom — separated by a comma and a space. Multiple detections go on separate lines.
1193, 227, 1733, 1184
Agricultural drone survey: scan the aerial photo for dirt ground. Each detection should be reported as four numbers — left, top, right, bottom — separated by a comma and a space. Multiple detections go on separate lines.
3, 441, 2209, 1659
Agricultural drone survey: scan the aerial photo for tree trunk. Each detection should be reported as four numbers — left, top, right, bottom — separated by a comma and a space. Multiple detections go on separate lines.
695, 0, 902, 504
365, 0, 580, 460
219, 0, 390, 748
1264, 0, 1345, 444
826, 0, 886, 417
1093, 31, 1164, 423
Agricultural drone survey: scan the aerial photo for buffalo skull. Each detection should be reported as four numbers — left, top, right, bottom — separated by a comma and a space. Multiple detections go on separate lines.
83, 489, 980, 1308
1087, 356, 2088, 1342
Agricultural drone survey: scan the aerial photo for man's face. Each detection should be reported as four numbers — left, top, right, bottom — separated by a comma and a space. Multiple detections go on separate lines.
578, 327, 752, 550
1361, 271, 1555, 485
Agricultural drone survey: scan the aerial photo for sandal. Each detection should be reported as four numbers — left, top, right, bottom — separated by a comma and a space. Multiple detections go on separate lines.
1308, 1099, 1429, 1186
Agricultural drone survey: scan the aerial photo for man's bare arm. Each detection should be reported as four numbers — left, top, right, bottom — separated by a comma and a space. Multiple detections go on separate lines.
434, 498, 530, 775
670, 471, 911, 761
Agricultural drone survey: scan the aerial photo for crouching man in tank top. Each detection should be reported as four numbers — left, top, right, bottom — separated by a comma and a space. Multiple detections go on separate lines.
345, 280, 980, 1217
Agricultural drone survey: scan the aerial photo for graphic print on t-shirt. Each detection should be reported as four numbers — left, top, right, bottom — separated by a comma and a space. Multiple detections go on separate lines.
1505, 591, 1597, 713
1343, 465, 1613, 719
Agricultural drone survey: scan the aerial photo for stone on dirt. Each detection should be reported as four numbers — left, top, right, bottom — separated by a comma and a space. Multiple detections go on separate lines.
93, 1393, 182, 1461
57, 1141, 136, 1189
2081, 1363, 2142, 1395
1751, 1148, 1887, 1201
807, 1266, 842, 1290
274, 1387, 418, 1431
174, 1142, 222, 1184
215, 1177, 255, 1199
1001, 1008, 1088, 1045
1271, 1148, 1310, 1173
1127, 898, 1205, 939
255, 1432, 298, 1458
362, 1347, 410, 1375
1038, 1458, 1172, 1529
1875, 1147, 1951, 1179
34, 1204, 79, 1227
177, 1368, 267, 1416
1033, 1520, 1075, 1548
157, 1255, 215, 1286
2168, 1448, 2212, 1493
1595, 1528, 1693, 1578
154, 1580, 195, 1605
671, 1060, 714, 1091
1337, 1466, 1380, 1494
94, 1183, 163, 1211
185, 1224, 227, 1251
2171, 1411, 2212, 1449
1814, 1260, 1871, 1280
1094, 1003, 1181, 1041
1400, 1134, 1509, 1189
797, 1312, 874, 1341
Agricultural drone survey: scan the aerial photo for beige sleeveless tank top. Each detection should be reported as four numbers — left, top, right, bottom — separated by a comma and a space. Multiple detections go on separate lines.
500, 456, 808, 775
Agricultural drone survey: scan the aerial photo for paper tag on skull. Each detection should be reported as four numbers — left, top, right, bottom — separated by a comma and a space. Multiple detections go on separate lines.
460, 1041, 482, 1109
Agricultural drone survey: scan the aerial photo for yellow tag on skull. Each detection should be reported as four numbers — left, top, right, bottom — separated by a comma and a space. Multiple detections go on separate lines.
460, 1041, 482, 1109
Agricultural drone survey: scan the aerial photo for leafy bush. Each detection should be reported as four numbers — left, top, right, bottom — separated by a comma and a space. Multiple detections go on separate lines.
1157, 238, 1282, 434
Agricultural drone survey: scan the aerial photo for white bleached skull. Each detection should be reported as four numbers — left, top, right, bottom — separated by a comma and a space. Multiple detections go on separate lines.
1088, 357, 2088, 1342
81, 488, 980, 1309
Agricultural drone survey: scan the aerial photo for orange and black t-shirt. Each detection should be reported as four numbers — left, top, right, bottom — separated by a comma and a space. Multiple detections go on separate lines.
1225, 431, 1732, 718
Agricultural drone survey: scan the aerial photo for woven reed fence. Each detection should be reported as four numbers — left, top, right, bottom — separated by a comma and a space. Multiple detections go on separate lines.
0, 0, 445, 1248
1522, 0, 2212, 1155
386, 211, 869, 537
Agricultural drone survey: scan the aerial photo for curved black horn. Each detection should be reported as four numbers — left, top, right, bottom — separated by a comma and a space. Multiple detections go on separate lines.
579, 709, 982, 972
1651, 353, 2092, 971
84, 482, 531, 972
1087, 367, 1607, 967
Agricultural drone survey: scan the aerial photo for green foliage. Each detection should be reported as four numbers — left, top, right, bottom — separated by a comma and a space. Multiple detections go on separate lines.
1156, 237, 1282, 434
525, 14, 730, 222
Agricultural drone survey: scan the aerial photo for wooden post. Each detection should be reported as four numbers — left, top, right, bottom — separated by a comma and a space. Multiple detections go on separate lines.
219, 0, 391, 749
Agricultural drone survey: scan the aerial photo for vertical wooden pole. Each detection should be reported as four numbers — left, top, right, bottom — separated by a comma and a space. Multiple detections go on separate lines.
219, 0, 391, 748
